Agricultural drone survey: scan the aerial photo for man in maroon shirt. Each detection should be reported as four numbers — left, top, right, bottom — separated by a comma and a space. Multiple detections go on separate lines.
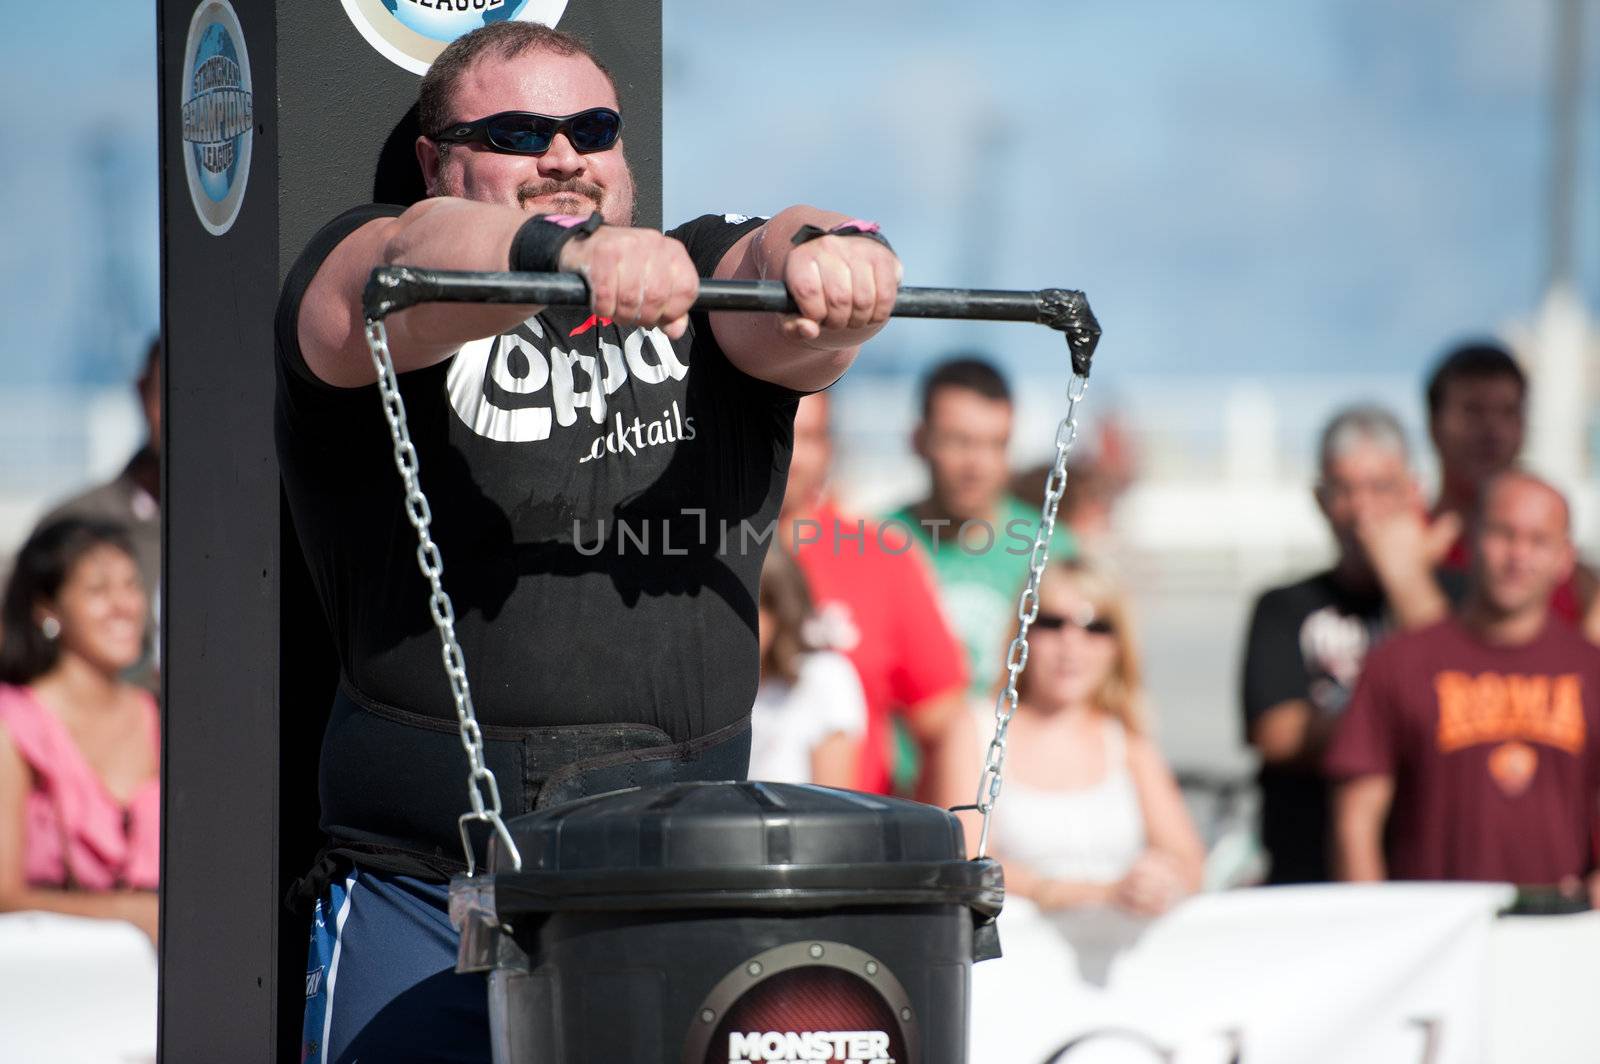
1327, 471, 1600, 901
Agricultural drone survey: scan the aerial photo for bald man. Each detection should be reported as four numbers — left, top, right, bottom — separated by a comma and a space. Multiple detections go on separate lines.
1327, 472, 1600, 899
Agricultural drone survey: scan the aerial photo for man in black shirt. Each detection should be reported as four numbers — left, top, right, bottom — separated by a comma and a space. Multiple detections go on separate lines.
1241, 406, 1458, 884
279, 22, 901, 1061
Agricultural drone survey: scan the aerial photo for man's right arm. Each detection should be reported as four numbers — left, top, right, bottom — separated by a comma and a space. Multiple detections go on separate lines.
1251, 698, 1339, 767
1323, 642, 1401, 881
295, 198, 698, 388
1332, 774, 1393, 881
1241, 589, 1321, 765
297, 199, 544, 387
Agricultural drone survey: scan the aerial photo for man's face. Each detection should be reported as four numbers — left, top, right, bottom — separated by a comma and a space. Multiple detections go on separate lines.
784, 394, 833, 519
1472, 476, 1573, 617
418, 49, 636, 224
1315, 440, 1413, 562
1430, 375, 1525, 491
914, 387, 1012, 521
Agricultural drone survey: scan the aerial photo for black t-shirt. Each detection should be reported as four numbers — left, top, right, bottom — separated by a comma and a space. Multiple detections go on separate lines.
1241, 571, 1392, 884
276, 206, 794, 745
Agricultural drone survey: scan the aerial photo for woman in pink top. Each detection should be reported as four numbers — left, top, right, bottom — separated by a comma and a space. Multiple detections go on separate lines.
0, 518, 159, 943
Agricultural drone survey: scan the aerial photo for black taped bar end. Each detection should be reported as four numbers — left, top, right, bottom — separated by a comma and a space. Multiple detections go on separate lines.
1037, 289, 1101, 377
364, 265, 430, 323
364, 267, 595, 322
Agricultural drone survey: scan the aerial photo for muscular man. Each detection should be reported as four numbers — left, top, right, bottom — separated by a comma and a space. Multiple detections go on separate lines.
277, 23, 899, 1061
1327, 472, 1600, 896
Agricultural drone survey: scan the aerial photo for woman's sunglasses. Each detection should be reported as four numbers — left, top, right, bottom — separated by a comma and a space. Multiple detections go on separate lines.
1032, 611, 1115, 636
430, 107, 623, 156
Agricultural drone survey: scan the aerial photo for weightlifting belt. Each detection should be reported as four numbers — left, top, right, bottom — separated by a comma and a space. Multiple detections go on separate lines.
310, 682, 752, 884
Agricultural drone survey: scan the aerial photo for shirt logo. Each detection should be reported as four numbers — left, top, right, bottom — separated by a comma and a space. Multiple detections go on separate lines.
1487, 741, 1539, 797
1434, 670, 1586, 755
446, 317, 689, 444
1299, 607, 1372, 691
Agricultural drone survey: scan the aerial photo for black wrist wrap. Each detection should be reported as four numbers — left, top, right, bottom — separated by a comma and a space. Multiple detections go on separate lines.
509, 211, 604, 273
790, 220, 894, 253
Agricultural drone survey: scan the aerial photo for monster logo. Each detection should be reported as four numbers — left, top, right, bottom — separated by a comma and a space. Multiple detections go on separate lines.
685, 943, 915, 1064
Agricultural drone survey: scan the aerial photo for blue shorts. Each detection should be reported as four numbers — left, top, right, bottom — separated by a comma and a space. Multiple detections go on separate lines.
301, 870, 492, 1064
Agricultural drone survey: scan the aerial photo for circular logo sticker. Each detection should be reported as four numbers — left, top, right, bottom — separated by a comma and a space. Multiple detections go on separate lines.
341, 0, 571, 76
685, 942, 916, 1064
180, 0, 253, 236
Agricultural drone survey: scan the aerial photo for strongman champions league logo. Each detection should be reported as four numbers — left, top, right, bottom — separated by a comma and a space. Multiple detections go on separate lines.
342, 0, 572, 75
180, 0, 252, 236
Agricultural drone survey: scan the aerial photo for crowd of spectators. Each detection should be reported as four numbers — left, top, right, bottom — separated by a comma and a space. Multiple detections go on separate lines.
3, 330, 1599, 983
1243, 343, 1600, 908
749, 339, 1600, 977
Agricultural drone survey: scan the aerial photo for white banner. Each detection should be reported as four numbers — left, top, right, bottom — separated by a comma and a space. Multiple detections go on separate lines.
4, 885, 1598, 1063
0, 911, 157, 1064
971, 883, 1515, 1064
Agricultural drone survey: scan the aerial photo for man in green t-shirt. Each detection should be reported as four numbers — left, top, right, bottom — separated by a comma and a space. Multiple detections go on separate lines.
888, 357, 1076, 698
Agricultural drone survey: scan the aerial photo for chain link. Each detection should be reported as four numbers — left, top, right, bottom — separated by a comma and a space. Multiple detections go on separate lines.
363, 320, 522, 875
972, 372, 1091, 858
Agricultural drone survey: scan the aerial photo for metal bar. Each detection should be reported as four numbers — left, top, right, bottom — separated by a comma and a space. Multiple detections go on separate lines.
367, 266, 1045, 324
363, 265, 1102, 374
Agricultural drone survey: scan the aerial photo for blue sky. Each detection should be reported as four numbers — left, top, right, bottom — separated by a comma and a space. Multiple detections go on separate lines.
663, 0, 1599, 383
1, 0, 1594, 391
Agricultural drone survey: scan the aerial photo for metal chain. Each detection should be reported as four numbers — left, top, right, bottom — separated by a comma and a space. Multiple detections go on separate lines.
972, 372, 1091, 858
363, 320, 522, 875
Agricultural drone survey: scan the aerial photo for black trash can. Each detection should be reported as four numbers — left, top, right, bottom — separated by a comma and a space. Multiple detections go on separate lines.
451, 780, 1004, 1064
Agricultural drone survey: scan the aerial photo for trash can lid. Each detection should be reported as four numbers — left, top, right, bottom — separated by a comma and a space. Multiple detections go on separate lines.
476, 781, 1003, 916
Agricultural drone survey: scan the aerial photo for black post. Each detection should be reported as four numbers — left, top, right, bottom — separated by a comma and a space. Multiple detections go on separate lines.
157, 3, 662, 1060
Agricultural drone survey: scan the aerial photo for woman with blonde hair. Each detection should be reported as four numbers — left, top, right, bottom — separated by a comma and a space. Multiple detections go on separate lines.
983, 559, 1202, 931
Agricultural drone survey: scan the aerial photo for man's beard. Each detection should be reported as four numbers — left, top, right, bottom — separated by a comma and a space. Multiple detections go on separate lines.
518, 178, 607, 219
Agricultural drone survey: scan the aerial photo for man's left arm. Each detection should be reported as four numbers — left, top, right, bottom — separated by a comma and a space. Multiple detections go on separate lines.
1577, 563, 1600, 644
709, 207, 902, 392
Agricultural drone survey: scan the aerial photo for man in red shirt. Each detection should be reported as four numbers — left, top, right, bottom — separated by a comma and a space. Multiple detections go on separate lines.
781, 391, 975, 808
1327, 471, 1600, 900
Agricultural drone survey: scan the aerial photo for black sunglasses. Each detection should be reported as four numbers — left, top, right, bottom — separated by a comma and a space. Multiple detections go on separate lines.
431, 108, 623, 156
1033, 611, 1115, 636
